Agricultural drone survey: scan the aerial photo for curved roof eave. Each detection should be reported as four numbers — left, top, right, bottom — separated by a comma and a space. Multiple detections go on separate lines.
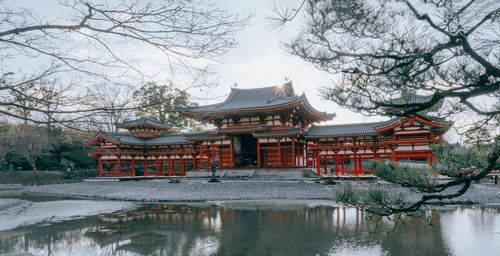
305, 133, 379, 139
374, 115, 450, 133
115, 117, 173, 129
180, 95, 334, 122
178, 96, 301, 115
300, 94, 335, 121
84, 132, 121, 146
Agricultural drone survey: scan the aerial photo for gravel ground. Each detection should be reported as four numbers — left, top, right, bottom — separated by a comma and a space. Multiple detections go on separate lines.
19, 179, 500, 205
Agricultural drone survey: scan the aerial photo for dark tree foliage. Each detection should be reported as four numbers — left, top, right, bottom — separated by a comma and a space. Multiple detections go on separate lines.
274, 0, 500, 215
133, 82, 200, 133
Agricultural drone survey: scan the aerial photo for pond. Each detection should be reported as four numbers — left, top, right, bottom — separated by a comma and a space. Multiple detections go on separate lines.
0, 194, 499, 256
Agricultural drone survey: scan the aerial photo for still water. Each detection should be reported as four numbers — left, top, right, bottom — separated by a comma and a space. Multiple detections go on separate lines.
0, 195, 499, 256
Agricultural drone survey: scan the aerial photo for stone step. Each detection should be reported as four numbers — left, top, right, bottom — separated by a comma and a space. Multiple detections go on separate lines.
185, 168, 317, 179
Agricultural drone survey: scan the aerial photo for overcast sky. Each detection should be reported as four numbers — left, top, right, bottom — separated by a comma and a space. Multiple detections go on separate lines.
214, 0, 383, 124
5, 0, 461, 141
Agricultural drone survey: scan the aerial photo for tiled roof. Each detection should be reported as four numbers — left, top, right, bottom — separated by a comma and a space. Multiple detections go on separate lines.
89, 131, 190, 145
252, 128, 305, 137
306, 118, 403, 137
144, 134, 191, 145
184, 132, 230, 140
178, 81, 334, 120
180, 81, 296, 113
215, 126, 270, 133
115, 117, 173, 129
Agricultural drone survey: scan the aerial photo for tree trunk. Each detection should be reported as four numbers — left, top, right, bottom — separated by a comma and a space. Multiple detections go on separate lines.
28, 159, 38, 175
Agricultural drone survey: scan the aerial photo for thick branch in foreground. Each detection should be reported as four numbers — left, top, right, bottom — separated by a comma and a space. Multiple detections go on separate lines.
337, 137, 500, 216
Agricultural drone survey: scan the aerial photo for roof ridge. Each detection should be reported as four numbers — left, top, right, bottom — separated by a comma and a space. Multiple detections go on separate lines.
230, 81, 294, 92
115, 117, 172, 128
312, 119, 394, 128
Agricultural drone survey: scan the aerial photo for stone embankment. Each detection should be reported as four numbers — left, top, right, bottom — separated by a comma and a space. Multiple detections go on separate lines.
16, 178, 500, 206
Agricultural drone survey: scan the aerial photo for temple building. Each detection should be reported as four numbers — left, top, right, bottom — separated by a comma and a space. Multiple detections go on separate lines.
84, 81, 451, 177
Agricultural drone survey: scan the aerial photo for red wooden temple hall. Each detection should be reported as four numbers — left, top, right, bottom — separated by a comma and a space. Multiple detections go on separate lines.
85, 81, 451, 177
85, 118, 196, 177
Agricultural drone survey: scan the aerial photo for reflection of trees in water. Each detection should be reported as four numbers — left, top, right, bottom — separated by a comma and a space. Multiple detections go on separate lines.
85, 204, 222, 255
381, 213, 447, 256
1, 203, 497, 255
0, 217, 96, 255
457, 206, 500, 234
216, 206, 382, 255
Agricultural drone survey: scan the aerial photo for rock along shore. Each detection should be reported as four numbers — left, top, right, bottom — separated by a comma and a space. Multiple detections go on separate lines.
15, 179, 500, 206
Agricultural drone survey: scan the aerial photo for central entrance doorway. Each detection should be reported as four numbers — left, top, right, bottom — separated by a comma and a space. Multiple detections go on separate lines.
233, 134, 258, 167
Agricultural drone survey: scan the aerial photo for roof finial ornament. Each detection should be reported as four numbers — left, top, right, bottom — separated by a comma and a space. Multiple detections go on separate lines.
233, 82, 237, 88
284, 76, 289, 81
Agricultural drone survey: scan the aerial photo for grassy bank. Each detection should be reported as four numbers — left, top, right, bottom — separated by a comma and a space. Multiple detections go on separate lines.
0, 171, 80, 185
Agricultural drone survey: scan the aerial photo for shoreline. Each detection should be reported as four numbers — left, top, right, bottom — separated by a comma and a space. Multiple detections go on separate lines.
2, 179, 497, 207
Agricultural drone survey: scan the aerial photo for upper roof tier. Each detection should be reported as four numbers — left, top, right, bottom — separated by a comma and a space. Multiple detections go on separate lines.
115, 117, 173, 130
178, 81, 334, 123
115, 117, 173, 139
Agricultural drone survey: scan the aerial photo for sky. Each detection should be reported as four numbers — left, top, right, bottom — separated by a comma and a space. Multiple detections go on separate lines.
213, 0, 383, 125
3, 0, 461, 141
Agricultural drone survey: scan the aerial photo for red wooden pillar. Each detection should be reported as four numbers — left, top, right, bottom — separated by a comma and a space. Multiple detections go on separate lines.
144, 158, 148, 176
257, 138, 261, 167
278, 140, 282, 167
168, 159, 172, 176
98, 158, 102, 177
303, 143, 306, 166
126, 163, 130, 176
298, 142, 302, 166
292, 140, 296, 167
211, 141, 215, 165
354, 151, 358, 176
194, 154, 198, 171
316, 151, 321, 176
155, 157, 159, 176
203, 144, 207, 168
161, 160, 165, 176
302, 143, 306, 166
324, 156, 328, 175
180, 155, 185, 176
229, 139, 234, 167
430, 152, 437, 165
170, 160, 174, 175
341, 159, 345, 175
335, 151, 339, 176
132, 157, 135, 177
200, 143, 203, 170
117, 156, 121, 177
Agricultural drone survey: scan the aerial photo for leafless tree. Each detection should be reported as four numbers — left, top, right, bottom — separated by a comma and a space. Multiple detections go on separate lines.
87, 83, 135, 132
274, 0, 500, 215
3, 81, 41, 125
8, 125, 49, 173
0, 122, 12, 167
0, 0, 248, 126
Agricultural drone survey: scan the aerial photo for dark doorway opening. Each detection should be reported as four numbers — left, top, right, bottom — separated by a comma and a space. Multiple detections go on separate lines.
233, 134, 257, 167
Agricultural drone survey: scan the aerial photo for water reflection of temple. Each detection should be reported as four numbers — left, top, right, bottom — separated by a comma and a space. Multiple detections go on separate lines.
84, 204, 447, 255
85, 204, 226, 255
3, 202, 496, 255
